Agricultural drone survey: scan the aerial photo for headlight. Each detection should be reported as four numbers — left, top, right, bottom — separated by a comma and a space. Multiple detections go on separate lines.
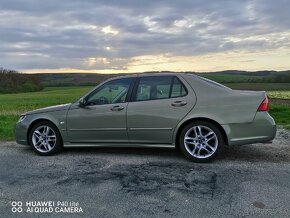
18, 115, 26, 123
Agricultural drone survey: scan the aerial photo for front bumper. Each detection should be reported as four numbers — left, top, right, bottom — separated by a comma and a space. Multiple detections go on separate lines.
15, 120, 29, 145
222, 112, 276, 146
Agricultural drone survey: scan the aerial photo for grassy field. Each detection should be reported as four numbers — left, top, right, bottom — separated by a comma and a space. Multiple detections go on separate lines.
203, 74, 264, 83
0, 86, 93, 116
0, 85, 289, 140
267, 91, 290, 99
225, 83, 290, 91
0, 86, 93, 140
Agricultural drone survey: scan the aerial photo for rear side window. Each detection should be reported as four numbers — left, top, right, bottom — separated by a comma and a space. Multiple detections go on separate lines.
171, 77, 187, 97
135, 76, 187, 101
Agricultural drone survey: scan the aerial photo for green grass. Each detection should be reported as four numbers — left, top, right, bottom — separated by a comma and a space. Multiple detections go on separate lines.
0, 86, 93, 116
269, 104, 290, 126
0, 86, 93, 140
225, 83, 290, 91
204, 74, 264, 83
0, 115, 18, 140
268, 91, 290, 99
0, 85, 289, 141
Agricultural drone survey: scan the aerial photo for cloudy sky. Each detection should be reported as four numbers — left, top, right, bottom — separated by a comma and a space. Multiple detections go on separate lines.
1, 0, 290, 73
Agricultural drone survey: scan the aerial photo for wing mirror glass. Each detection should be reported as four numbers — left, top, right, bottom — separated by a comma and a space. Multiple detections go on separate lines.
79, 97, 87, 107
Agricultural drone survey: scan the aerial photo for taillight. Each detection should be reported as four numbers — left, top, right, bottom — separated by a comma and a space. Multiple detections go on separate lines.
257, 96, 269, 111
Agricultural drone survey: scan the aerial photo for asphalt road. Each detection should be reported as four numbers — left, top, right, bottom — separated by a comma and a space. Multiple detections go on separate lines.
0, 129, 290, 218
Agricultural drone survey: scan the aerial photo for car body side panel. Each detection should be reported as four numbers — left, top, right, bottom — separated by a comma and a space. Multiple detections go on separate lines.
180, 74, 266, 124
127, 75, 196, 144
173, 74, 276, 146
15, 110, 68, 145
66, 103, 129, 143
222, 112, 276, 145
127, 97, 192, 144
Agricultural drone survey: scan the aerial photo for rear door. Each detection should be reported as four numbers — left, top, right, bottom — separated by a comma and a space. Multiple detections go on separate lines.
127, 75, 196, 144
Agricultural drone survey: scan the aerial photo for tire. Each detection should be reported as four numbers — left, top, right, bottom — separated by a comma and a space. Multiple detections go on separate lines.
179, 121, 224, 163
28, 121, 63, 155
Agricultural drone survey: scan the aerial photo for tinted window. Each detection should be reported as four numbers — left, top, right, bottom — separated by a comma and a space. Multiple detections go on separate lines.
136, 76, 171, 101
86, 78, 132, 105
171, 77, 187, 97
135, 76, 187, 101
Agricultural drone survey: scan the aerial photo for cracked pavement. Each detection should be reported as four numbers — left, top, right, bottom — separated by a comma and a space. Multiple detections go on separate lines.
0, 129, 290, 217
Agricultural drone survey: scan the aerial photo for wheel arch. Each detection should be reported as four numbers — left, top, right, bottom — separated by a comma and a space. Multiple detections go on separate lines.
27, 118, 63, 145
174, 117, 228, 148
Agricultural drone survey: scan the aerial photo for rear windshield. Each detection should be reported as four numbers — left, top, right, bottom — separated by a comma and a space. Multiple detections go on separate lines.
197, 76, 232, 90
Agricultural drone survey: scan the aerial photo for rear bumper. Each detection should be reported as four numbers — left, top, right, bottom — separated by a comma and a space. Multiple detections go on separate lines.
222, 112, 276, 146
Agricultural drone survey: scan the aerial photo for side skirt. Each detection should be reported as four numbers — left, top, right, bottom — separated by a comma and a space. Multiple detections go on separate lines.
63, 142, 175, 148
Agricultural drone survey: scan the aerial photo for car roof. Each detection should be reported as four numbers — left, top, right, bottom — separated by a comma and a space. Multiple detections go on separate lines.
110, 72, 195, 80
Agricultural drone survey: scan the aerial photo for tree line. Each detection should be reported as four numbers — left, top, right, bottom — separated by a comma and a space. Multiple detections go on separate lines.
0, 68, 43, 93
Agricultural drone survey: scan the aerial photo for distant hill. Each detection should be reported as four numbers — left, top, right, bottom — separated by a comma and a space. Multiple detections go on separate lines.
33, 70, 290, 86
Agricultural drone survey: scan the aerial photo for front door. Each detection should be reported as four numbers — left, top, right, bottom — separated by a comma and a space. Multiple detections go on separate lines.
67, 77, 134, 143
127, 75, 196, 144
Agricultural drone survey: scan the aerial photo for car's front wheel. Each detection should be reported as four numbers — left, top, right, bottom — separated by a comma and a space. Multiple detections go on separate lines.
28, 121, 63, 155
179, 121, 223, 162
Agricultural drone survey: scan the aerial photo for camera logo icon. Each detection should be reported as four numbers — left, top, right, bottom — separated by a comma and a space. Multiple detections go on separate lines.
11, 201, 23, 213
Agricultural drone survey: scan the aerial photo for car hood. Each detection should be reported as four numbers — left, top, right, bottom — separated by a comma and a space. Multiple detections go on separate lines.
25, 103, 72, 115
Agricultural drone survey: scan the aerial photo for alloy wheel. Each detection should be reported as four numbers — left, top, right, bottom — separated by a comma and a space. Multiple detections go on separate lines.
32, 125, 57, 153
184, 125, 218, 159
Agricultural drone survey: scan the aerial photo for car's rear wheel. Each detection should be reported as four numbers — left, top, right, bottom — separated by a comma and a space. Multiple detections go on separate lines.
179, 121, 223, 162
28, 121, 63, 155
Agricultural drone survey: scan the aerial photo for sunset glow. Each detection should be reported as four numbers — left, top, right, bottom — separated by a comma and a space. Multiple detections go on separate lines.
1, 1, 290, 73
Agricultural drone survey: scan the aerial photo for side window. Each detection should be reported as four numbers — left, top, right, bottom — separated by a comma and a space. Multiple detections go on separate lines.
136, 76, 172, 101
171, 77, 187, 97
135, 76, 187, 101
86, 78, 132, 105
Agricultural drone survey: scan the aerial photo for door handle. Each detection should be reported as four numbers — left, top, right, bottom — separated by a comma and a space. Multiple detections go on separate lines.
110, 105, 124, 111
171, 101, 187, 107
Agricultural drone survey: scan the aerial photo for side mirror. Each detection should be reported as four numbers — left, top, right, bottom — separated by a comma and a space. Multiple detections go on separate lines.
79, 97, 87, 107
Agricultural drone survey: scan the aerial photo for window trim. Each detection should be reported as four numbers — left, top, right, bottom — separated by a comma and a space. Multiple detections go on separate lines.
84, 77, 136, 106
170, 76, 188, 98
130, 75, 188, 102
